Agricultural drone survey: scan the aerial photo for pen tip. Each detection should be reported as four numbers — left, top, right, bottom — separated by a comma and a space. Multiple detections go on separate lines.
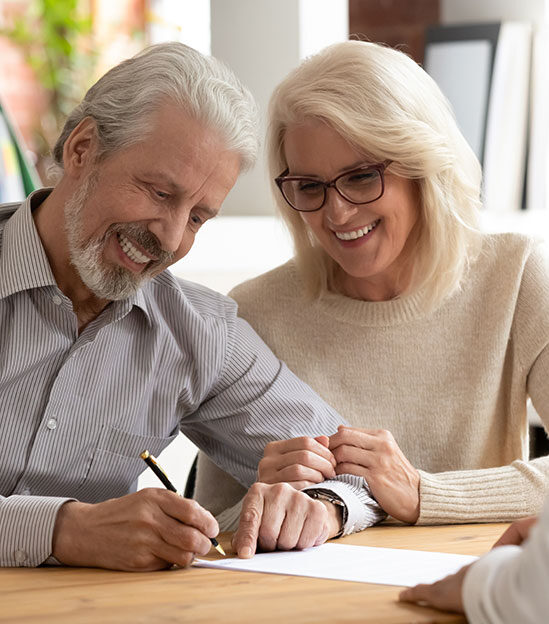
215, 543, 226, 556
140, 450, 150, 460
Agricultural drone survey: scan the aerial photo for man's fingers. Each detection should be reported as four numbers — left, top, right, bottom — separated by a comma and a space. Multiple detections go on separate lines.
156, 490, 218, 538
233, 484, 265, 558
152, 537, 200, 570
275, 495, 314, 551
295, 502, 329, 550
257, 485, 292, 552
160, 516, 213, 557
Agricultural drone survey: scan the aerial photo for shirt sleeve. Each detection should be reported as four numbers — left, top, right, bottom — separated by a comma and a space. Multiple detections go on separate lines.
182, 314, 384, 534
0, 495, 72, 567
462, 498, 549, 624
303, 476, 387, 535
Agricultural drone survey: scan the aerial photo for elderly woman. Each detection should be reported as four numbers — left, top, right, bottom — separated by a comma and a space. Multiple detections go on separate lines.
193, 40, 549, 530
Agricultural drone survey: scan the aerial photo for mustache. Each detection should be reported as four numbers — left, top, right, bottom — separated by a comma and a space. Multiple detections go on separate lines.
108, 223, 174, 266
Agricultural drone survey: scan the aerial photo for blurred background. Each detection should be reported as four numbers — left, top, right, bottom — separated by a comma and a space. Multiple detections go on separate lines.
2, 0, 548, 486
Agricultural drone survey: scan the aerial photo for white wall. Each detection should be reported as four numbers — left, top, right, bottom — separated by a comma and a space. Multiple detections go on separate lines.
441, 0, 548, 23
210, 0, 348, 216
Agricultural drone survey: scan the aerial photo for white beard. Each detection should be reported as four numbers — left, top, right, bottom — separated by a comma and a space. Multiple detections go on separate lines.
63, 171, 173, 300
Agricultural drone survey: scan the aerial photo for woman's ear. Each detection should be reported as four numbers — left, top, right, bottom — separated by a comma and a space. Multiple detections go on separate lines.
62, 117, 98, 179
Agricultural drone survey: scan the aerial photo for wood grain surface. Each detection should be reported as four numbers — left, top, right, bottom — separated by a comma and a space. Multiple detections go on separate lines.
0, 522, 508, 623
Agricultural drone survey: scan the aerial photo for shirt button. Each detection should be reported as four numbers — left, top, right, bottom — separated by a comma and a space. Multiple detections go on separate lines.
52, 295, 62, 305
46, 417, 57, 430
15, 550, 27, 564
21, 489, 31, 496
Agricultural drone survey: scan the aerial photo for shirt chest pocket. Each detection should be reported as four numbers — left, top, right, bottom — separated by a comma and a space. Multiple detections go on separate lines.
74, 425, 178, 503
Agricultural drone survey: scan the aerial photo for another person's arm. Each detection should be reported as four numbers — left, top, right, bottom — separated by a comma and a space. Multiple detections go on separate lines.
254, 341, 549, 525
399, 502, 549, 623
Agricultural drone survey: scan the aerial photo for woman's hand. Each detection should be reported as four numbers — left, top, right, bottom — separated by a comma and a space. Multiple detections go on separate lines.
329, 425, 420, 523
257, 436, 337, 489
398, 563, 470, 613
492, 515, 538, 548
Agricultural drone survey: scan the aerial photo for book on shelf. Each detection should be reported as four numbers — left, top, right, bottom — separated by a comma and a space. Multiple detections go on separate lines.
425, 22, 532, 212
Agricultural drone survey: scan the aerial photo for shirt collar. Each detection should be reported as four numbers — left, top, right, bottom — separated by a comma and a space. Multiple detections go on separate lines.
0, 189, 153, 326
0, 189, 57, 299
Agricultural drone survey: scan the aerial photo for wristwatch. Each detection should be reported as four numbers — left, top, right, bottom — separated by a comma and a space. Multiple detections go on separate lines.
305, 489, 348, 538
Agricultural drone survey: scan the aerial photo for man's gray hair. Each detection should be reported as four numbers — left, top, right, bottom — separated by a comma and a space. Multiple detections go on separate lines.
52, 42, 259, 176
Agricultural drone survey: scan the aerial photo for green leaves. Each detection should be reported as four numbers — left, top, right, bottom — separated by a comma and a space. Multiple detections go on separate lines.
1, 0, 95, 138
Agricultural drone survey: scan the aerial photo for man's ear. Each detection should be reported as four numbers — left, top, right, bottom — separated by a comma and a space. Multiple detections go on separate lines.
62, 117, 99, 179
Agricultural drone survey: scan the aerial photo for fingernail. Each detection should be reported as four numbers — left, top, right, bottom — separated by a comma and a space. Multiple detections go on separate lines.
239, 547, 252, 558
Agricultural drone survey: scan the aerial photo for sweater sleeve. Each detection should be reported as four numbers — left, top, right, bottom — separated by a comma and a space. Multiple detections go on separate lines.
417, 457, 549, 524
418, 344, 549, 525
462, 498, 549, 623
418, 245, 549, 525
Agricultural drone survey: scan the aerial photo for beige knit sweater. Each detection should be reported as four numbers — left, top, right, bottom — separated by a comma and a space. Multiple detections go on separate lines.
194, 233, 549, 526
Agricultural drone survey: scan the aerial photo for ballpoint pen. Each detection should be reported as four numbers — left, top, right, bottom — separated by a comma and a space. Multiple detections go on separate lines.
140, 450, 226, 556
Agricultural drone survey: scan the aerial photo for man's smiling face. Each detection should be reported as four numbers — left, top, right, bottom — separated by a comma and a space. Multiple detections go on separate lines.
63, 102, 241, 301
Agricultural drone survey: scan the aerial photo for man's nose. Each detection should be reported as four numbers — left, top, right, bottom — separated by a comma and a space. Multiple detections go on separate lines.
147, 212, 188, 254
323, 187, 358, 225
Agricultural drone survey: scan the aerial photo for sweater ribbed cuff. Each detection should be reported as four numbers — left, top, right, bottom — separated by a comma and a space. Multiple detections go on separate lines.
418, 466, 531, 525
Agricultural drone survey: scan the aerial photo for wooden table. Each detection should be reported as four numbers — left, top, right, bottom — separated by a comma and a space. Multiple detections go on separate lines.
0, 523, 508, 623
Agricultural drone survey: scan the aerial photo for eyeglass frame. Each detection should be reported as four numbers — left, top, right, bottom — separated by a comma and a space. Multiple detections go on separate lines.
274, 160, 392, 212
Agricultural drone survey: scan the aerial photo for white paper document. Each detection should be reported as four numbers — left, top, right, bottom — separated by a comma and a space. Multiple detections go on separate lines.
194, 543, 477, 587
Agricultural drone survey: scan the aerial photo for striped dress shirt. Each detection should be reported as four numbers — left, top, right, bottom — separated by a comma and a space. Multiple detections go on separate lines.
0, 191, 384, 567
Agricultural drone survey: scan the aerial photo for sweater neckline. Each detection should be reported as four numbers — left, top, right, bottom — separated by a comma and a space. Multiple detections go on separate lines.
315, 288, 429, 327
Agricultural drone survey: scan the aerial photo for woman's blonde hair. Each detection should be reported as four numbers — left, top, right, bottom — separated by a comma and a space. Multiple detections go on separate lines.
267, 40, 482, 311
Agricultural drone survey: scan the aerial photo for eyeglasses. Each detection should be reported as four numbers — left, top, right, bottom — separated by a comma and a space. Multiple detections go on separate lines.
275, 161, 391, 212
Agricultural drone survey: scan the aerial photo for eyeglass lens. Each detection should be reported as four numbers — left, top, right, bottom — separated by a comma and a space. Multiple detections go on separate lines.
280, 167, 383, 212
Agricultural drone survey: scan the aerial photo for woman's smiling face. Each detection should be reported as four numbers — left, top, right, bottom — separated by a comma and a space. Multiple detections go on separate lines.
282, 119, 421, 301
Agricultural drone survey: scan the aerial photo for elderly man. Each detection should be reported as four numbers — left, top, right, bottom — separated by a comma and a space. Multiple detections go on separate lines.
0, 42, 381, 572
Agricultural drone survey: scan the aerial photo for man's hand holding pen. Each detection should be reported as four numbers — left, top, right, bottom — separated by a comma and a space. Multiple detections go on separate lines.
52, 489, 219, 571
